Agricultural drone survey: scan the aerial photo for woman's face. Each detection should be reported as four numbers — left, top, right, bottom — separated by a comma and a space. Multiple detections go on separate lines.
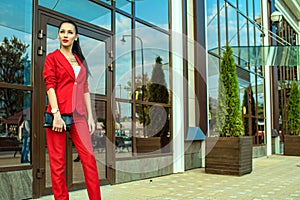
58, 22, 78, 48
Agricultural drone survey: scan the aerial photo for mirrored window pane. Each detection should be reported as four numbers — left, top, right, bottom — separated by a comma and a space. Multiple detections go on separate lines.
249, 24, 255, 46
39, 0, 112, 30
254, 0, 261, 23
239, 15, 248, 46
219, 0, 227, 49
98, 0, 111, 5
238, 0, 246, 14
135, 104, 171, 154
208, 55, 220, 136
135, 22, 170, 103
207, 0, 219, 51
228, 6, 238, 46
135, 0, 169, 30
115, 102, 132, 158
82, 37, 106, 95
254, 0, 261, 46
46, 25, 60, 54
116, 14, 132, 99
0, 0, 32, 86
93, 100, 107, 180
0, 88, 31, 166
116, 0, 131, 14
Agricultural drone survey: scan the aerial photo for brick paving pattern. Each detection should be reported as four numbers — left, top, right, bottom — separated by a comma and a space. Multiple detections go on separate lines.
36, 155, 300, 200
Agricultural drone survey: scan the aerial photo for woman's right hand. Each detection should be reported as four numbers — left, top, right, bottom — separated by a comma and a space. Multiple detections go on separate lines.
52, 112, 66, 132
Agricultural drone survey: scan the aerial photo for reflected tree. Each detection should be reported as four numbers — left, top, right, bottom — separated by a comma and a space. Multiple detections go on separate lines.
242, 85, 256, 136
145, 56, 169, 146
0, 36, 30, 119
134, 73, 150, 126
134, 56, 169, 139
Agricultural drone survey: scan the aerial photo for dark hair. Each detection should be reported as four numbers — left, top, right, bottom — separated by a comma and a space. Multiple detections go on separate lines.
58, 20, 91, 77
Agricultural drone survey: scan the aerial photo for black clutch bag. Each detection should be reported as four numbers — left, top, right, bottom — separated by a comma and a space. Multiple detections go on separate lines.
43, 112, 73, 131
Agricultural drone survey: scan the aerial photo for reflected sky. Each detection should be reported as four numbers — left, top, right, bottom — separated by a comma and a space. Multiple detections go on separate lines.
0, 0, 32, 58
135, 0, 169, 30
207, 0, 262, 52
39, 0, 111, 30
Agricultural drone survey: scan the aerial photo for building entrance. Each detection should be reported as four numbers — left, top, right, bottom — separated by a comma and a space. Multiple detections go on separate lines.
33, 10, 114, 198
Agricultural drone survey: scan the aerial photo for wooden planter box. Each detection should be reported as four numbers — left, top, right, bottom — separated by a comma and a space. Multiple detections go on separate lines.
205, 136, 253, 176
284, 135, 300, 156
136, 137, 161, 154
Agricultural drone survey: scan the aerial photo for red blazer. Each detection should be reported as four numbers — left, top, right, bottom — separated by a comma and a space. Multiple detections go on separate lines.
43, 49, 89, 115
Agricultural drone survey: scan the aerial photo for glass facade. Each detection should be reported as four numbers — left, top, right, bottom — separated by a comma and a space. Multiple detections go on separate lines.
207, 0, 266, 144
274, 18, 299, 136
115, 1, 171, 157
39, 0, 112, 30
0, 0, 172, 173
0, 0, 33, 166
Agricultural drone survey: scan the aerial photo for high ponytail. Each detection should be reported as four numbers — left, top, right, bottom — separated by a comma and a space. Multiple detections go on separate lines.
58, 20, 91, 78
72, 38, 91, 77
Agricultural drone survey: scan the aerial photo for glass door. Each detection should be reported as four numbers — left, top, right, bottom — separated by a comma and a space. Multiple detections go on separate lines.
34, 11, 114, 197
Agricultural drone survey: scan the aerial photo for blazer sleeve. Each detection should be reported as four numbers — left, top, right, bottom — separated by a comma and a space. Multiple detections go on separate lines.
84, 79, 89, 94
43, 53, 57, 91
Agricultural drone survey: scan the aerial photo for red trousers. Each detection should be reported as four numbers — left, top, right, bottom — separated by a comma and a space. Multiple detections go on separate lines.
46, 113, 101, 200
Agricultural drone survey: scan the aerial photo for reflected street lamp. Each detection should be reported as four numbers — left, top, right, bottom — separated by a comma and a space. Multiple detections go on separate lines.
121, 34, 145, 98
270, 11, 283, 24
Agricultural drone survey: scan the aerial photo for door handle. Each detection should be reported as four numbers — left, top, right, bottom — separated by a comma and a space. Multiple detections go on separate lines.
36, 168, 45, 179
37, 46, 45, 56
108, 64, 113, 72
38, 29, 45, 39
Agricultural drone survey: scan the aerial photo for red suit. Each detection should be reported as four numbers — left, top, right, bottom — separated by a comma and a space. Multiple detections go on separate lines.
43, 49, 101, 200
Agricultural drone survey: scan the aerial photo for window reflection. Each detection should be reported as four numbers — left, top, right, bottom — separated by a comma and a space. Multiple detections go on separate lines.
116, 0, 131, 14
0, 0, 32, 86
0, 89, 31, 166
135, 104, 170, 154
98, 0, 111, 5
0, 36, 31, 85
93, 100, 107, 179
135, 0, 169, 30
249, 24, 255, 46
238, 0, 246, 14
114, 102, 132, 158
207, 0, 265, 144
207, 0, 219, 51
135, 22, 170, 102
219, 0, 227, 49
39, 0, 112, 30
116, 13, 132, 99
208, 55, 220, 136
83, 36, 106, 95
239, 15, 248, 46
228, 6, 238, 46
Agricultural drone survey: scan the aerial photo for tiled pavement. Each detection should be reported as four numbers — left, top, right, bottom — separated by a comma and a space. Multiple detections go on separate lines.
36, 155, 300, 200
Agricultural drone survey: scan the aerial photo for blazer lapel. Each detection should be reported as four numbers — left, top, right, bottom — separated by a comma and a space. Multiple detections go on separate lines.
55, 49, 75, 80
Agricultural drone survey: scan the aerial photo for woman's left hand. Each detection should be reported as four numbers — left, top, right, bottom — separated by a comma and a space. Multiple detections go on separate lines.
87, 116, 95, 135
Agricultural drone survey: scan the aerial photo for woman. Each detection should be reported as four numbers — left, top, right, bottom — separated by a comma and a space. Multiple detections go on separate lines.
43, 20, 101, 200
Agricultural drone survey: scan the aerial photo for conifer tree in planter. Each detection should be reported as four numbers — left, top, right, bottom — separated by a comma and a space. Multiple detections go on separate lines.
206, 46, 253, 176
284, 80, 300, 156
